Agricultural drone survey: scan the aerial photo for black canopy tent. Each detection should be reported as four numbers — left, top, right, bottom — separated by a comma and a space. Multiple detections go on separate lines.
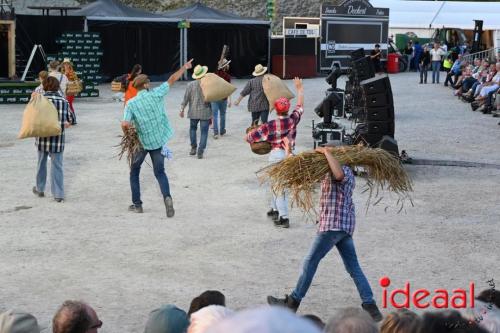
73, 0, 180, 81
162, 3, 270, 78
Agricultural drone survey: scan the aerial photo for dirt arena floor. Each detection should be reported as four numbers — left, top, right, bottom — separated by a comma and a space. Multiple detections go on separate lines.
1, 73, 499, 332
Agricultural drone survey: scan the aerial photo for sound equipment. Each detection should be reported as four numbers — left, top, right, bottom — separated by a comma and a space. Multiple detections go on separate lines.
351, 56, 375, 81
360, 75, 392, 96
351, 48, 366, 61
376, 135, 399, 156
365, 106, 394, 122
314, 91, 343, 123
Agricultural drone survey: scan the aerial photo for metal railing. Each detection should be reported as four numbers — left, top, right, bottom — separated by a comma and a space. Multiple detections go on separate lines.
462, 47, 499, 64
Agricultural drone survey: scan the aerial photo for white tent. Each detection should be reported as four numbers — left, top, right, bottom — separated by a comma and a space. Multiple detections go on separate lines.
370, 0, 500, 49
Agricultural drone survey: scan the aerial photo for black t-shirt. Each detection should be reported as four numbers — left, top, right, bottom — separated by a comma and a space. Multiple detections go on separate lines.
371, 49, 381, 63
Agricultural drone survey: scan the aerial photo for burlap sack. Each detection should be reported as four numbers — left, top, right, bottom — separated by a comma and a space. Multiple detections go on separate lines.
200, 73, 237, 102
18, 94, 61, 139
66, 80, 83, 96
262, 74, 295, 111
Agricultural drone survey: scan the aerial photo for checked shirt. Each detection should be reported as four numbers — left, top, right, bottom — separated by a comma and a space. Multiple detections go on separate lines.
35, 92, 72, 153
318, 166, 356, 235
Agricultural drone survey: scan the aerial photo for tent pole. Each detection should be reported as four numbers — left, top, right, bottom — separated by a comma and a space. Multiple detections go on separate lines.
183, 28, 188, 80
282, 17, 285, 79
179, 27, 183, 80
267, 24, 271, 74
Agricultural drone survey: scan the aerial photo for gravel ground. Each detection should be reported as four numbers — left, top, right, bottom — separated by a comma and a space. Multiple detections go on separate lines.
0, 72, 499, 332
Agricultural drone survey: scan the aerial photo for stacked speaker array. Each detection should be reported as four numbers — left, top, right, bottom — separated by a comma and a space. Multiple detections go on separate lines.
49, 31, 103, 98
349, 49, 398, 155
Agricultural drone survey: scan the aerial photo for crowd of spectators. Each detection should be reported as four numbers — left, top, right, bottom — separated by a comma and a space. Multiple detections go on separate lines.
1, 289, 499, 333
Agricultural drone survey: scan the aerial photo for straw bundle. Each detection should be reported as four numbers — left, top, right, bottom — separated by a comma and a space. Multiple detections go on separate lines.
258, 145, 413, 214
117, 127, 142, 167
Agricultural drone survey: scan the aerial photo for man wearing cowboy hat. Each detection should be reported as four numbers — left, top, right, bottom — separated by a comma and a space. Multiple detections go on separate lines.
212, 58, 232, 139
180, 64, 212, 159
234, 64, 269, 125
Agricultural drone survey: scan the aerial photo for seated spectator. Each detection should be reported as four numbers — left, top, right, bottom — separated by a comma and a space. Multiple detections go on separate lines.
456, 59, 482, 96
415, 310, 488, 333
0, 310, 42, 333
445, 55, 463, 87
380, 309, 420, 333
324, 308, 378, 333
205, 306, 321, 333
144, 304, 189, 333
53, 300, 102, 333
188, 305, 233, 333
302, 314, 325, 330
472, 63, 499, 111
188, 290, 226, 316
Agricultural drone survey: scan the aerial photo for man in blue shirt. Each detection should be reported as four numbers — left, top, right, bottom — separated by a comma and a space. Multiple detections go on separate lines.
122, 59, 193, 217
445, 55, 462, 87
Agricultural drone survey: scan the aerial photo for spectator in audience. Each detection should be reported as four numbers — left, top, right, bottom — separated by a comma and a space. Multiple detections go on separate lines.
205, 307, 321, 333
455, 58, 482, 96
430, 42, 446, 84
419, 46, 431, 84
53, 300, 102, 333
380, 309, 420, 333
415, 310, 488, 333
303, 314, 326, 330
370, 44, 382, 73
477, 288, 500, 309
445, 55, 463, 87
413, 41, 423, 72
324, 308, 378, 333
443, 55, 453, 74
466, 298, 500, 333
403, 41, 413, 72
144, 304, 189, 333
188, 290, 226, 316
188, 305, 233, 333
0, 310, 42, 333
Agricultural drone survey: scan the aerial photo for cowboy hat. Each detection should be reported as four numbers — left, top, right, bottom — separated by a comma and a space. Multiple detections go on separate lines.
252, 64, 267, 77
62, 58, 73, 65
192, 65, 209, 80
218, 58, 231, 70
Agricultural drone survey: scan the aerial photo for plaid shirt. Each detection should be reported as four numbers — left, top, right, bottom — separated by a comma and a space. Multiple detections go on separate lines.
181, 80, 212, 120
35, 92, 72, 153
240, 76, 269, 112
123, 82, 174, 150
246, 106, 303, 149
318, 166, 356, 235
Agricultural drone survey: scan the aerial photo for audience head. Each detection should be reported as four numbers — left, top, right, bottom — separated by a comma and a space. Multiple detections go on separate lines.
0, 310, 41, 333
325, 308, 377, 333
49, 60, 60, 71
130, 64, 142, 81
62, 60, 73, 73
188, 305, 233, 333
466, 300, 500, 333
38, 70, 49, 83
144, 304, 189, 333
43, 76, 61, 93
474, 58, 481, 66
415, 310, 488, 333
53, 300, 101, 333
206, 306, 321, 333
188, 291, 226, 316
302, 314, 325, 330
380, 309, 420, 333
476, 288, 500, 309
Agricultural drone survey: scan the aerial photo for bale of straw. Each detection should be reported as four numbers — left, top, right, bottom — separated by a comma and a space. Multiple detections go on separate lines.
258, 145, 413, 213
117, 127, 143, 167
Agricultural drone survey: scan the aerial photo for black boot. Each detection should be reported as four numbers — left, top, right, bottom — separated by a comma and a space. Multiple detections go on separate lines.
189, 146, 197, 156
267, 294, 300, 312
362, 302, 383, 322
267, 209, 279, 221
274, 217, 290, 228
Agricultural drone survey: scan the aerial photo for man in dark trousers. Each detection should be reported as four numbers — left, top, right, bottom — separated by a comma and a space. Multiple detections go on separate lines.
370, 44, 382, 73
267, 146, 383, 322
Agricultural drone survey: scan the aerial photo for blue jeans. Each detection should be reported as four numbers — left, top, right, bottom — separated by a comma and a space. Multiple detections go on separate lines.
431, 61, 441, 83
291, 231, 375, 304
190, 119, 209, 151
36, 151, 64, 199
269, 149, 288, 218
130, 148, 170, 205
211, 100, 227, 135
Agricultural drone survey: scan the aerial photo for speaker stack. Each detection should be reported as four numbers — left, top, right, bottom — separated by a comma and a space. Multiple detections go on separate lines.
349, 49, 399, 155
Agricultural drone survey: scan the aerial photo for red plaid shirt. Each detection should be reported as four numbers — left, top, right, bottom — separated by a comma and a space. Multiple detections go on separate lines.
246, 105, 304, 149
318, 166, 356, 235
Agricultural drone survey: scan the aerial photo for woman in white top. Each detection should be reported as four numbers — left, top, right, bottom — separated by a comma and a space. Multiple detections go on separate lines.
429, 42, 447, 84
47, 60, 68, 98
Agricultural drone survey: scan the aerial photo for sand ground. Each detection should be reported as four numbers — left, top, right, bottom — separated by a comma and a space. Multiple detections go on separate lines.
0, 72, 499, 332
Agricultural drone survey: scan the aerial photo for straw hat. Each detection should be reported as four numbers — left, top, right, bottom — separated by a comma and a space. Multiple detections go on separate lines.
252, 64, 267, 76
62, 58, 73, 65
218, 58, 231, 70
192, 65, 208, 80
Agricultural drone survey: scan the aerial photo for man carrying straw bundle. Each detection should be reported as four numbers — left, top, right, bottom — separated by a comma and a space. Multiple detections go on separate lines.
121, 59, 193, 217
246, 77, 304, 229
267, 146, 383, 322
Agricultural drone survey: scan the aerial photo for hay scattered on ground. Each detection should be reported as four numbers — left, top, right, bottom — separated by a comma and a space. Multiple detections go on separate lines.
117, 127, 142, 167
258, 145, 413, 214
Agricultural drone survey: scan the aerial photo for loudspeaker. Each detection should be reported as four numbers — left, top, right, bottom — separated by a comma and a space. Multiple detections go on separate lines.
360, 76, 392, 96
354, 121, 395, 146
365, 121, 394, 137
351, 48, 366, 61
364, 93, 391, 108
365, 106, 394, 122
352, 56, 375, 81
376, 135, 399, 156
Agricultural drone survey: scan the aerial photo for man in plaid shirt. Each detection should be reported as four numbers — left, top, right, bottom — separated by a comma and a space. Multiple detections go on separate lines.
246, 78, 304, 229
268, 147, 383, 322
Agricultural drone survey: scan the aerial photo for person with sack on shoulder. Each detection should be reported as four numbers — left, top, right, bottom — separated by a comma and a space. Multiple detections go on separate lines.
212, 58, 232, 139
234, 64, 270, 126
32, 76, 74, 203
246, 77, 304, 229
62, 59, 80, 125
